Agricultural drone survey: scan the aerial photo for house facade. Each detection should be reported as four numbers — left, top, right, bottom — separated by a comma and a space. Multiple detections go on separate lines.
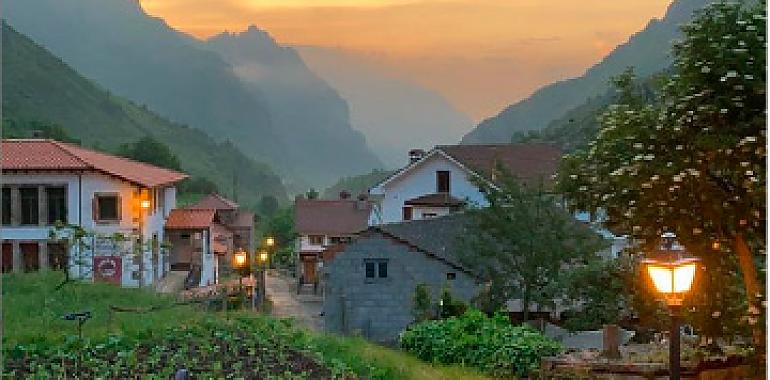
323, 214, 480, 343
294, 194, 371, 292
369, 144, 563, 224
185, 193, 255, 275
1, 139, 187, 287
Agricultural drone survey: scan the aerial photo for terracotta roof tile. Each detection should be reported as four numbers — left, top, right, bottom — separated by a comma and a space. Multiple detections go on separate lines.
437, 143, 562, 184
165, 209, 216, 230
187, 193, 239, 210
295, 199, 371, 235
2, 139, 188, 187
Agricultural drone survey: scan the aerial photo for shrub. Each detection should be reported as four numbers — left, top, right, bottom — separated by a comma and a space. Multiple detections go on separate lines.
400, 309, 562, 378
412, 283, 434, 322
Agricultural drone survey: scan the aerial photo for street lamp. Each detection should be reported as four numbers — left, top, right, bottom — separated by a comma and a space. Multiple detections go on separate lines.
257, 249, 269, 311
642, 232, 699, 380
138, 197, 151, 287
265, 236, 275, 248
233, 248, 249, 305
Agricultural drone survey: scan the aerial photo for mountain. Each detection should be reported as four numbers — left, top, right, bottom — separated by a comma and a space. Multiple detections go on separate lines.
296, 46, 472, 168
2, 22, 288, 209
322, 169, 395, 200
2, 0, 381, 187
462, 0, 711, 144
204, 27, 383, 186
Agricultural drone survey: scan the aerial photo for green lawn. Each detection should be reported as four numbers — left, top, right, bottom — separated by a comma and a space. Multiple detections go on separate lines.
3, 272, 491, 379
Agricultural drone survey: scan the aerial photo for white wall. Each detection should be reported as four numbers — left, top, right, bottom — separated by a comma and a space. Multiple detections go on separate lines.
298, 235, 327, 253
371, 153, 487, 224
1, 172, 178, 287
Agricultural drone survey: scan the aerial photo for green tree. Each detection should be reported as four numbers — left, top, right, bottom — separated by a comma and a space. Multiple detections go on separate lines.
558, 1, 765, 347
118, 135, 182, 171
461, 166, 607, 320
258, 195, 280, 218
177, 177, 219, 195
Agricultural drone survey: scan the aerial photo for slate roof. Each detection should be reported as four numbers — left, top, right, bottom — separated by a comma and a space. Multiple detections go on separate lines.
165, 209, 216, 230
404, 193, 465, 207
187, 193, 239, 210
295, 198, 371, 235
2, 139, 188, 187
374, 213, 472, 273
437, 143, 562, 184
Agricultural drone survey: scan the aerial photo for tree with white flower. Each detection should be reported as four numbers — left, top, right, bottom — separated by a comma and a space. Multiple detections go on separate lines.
558, 1, 766, 351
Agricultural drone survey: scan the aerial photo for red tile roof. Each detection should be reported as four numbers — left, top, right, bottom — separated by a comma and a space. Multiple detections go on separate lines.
437, 144, 562, 184
2, 139, 188, 187
187, 193, 239, 210
404, 193, 466, 207
165, 209, 216, 230
295, 199, 371, 235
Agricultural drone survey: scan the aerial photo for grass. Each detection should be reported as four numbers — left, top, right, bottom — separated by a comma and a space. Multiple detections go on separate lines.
3, 272, 491, 379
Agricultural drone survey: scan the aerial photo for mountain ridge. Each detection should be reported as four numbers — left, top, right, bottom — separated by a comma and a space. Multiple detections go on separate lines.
462, 0, 711, 144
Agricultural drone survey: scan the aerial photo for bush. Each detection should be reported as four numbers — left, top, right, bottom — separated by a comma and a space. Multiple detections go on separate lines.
400, 309, 562, 378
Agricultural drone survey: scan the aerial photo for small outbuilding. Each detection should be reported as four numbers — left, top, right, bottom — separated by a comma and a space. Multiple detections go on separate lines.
322, 213, 481, 344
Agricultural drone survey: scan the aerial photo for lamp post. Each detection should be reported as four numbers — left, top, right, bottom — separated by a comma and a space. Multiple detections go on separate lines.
257, 249, 269, 311
642, 232, 699, 380
138, 198, 151, 287
233, 248, 248, 308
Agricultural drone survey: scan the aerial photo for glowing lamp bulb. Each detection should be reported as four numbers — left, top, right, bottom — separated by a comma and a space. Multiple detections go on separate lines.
140, 199, 151, 209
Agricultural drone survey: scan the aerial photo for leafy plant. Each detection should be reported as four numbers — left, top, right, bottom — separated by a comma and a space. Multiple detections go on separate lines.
400, 309, 562, 378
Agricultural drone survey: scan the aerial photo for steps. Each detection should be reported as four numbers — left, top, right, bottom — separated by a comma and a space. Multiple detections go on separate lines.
156, 270, 189, 294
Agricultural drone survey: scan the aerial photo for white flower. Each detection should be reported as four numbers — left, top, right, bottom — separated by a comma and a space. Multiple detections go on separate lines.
701, 66, 711, 73
727, 70, 738, 78
673, 175, 683, 182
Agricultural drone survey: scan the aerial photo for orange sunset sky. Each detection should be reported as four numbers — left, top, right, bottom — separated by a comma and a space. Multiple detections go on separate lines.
140, 0, 674, 121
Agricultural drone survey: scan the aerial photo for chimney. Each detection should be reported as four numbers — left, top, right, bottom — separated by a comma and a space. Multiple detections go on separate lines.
356, 194, 368, 210
339, 190, 351, 200
408, 149, 425, 164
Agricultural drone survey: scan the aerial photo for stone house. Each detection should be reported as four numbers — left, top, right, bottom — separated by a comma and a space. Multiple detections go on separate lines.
0, 139, 187, 287
323, 213, 480, 344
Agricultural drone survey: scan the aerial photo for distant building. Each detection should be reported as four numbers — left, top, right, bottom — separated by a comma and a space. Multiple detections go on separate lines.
294, 194, 371, 292
165, 193, 255, 288
369, 144, 562, 224
323, 214, 480, 343
0, 139, 187, 287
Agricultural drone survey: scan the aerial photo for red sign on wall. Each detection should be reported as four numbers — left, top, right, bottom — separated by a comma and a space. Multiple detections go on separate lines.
93, 256, 122, 285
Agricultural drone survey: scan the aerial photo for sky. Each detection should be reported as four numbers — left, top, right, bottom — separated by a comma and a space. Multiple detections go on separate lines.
140, 0, 674, 122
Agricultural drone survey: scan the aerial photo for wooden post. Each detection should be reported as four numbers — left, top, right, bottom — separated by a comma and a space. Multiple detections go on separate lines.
11, 241, 22, 274
38, 186, 47, 226
38, 241, 49, 272
602, 324, 621, 359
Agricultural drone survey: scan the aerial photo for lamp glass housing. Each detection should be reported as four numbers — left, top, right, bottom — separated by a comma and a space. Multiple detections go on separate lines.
233, 250, 248, 269
259, 251, 269, 263
265, 237, 275, 247
140, 199, 151, 209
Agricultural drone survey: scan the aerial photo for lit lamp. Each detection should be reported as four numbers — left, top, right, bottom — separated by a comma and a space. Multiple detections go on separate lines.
258, 250, 269, 265
233, 249, 248, 271
140, 199, 151, 210
642, 232, 699, 380
265, 236, 275, 248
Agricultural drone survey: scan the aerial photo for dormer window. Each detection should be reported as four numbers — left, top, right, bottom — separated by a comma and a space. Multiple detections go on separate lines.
436, 171, 450, 193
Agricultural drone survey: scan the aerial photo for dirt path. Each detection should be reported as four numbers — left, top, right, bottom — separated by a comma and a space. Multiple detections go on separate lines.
265, 272, 323, 331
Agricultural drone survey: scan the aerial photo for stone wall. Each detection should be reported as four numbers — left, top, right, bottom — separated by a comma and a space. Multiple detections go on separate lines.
323, 233, 479, 343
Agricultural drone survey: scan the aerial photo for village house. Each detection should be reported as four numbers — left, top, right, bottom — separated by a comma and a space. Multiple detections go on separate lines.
186, 193, 255, 272
0, 139, 187, 287
369, 143, 627, 258
323, 213, 480, 343
368, 144, 563, 224
164, 193, 255, 288
294, 193, 371, 293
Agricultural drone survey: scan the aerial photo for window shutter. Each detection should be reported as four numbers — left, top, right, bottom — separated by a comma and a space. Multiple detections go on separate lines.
92, 197, 99, 221
116, 195, 122, 221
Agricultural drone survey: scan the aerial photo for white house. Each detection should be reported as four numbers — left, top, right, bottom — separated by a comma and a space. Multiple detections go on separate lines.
369, 144, 563, 224
368, 143, 628, 259
0, 139, 188, 287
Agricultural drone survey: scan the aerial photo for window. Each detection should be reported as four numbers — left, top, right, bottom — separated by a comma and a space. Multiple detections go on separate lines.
47, 187, 67, 225
2, 187, 10, 225
94, 194, 120, 222
422, 213, 437, 219
20, 187, 39, 225
157, 188, 166, 214
402, 206, 412, 221
364, 259, 388, 282
308, 235, 324, 245
436, 171, 450, 193
446, 272, 457, 281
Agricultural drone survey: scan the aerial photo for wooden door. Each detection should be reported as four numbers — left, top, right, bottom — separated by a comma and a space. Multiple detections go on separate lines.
20, 243, 39, 272
2, 244, 12, 273
303, 259, 317, 283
